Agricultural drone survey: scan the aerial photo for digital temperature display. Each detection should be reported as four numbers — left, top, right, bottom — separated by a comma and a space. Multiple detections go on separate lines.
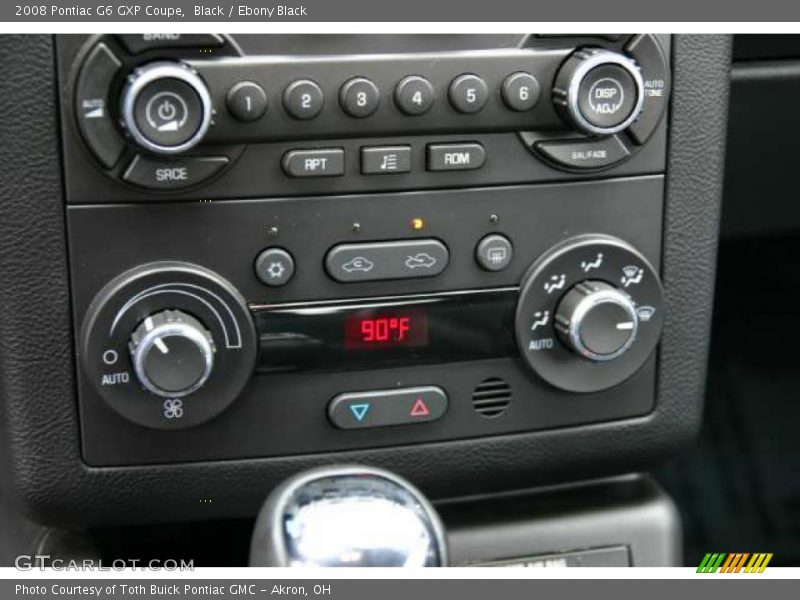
344, 310, 429, 349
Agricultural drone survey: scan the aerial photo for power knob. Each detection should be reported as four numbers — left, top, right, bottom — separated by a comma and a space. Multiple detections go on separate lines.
129, 310, 215, 398
552, 49, 644, 136
554, 280, 638, 362
120, 61, 212, 155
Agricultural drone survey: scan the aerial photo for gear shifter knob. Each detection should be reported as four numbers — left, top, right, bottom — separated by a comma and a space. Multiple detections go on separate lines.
249, 466, 448, 567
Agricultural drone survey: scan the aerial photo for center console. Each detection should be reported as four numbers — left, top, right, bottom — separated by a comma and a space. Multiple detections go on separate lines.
66, 34, 669, 465
0, 34, 731, 530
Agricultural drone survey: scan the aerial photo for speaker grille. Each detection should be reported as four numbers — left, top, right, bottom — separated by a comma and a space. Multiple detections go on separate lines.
472, 378, 512, 418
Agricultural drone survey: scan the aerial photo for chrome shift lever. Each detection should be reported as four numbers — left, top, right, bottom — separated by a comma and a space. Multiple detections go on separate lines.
249, 466, 448, 567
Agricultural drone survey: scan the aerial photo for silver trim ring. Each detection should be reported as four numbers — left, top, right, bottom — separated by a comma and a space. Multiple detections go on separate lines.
132, 320, 215, 398
121, 61, 212, 155
568, 288, 639, 362
567, 50, 645, 136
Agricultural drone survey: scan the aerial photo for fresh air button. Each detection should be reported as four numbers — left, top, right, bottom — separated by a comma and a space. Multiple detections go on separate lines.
361, 146, 412, 174
326, 239, 449, 283
282, 148, 345, 177
534, 136, 629, 170
122, 155, 229, 190
117, 34, 224, 55
427, 143, 486, 171
328, 386, 448, 430
75, 43, 125, 169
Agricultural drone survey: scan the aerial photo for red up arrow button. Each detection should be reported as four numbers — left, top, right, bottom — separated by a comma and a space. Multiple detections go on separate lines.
409, 397, 431, 417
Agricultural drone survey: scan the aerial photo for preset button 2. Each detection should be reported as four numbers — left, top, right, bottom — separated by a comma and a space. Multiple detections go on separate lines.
283, 79, 324, 120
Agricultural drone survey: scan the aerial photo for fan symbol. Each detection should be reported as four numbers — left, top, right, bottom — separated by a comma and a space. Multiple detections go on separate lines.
163, 398, 184, 419
266, 261, 286, 279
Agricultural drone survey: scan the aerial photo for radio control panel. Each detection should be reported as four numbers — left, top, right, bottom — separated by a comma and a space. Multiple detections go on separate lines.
59, 35, 671, 467
60, 34, 669, 202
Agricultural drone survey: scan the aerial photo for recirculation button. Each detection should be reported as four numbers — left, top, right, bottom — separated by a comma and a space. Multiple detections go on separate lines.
326, 239, 449, 283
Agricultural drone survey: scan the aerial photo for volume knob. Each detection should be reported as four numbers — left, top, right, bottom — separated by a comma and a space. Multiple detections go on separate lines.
120, 61, 212, 155
129, 309, 215, 398
555, 280, 638, 362
552, 49, 644, 136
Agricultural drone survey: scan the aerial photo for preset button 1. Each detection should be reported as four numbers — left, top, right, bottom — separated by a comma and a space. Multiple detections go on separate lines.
226, 81, 267, 122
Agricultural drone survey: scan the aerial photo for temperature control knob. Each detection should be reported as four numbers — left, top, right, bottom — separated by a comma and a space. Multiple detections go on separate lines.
120, 61, 212, 154
552, 49, 644, 136
129, 310, 215, 398
555, 280, 638, 362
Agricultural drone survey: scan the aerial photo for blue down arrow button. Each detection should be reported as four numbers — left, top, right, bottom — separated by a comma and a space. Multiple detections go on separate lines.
349, 403, 371, 422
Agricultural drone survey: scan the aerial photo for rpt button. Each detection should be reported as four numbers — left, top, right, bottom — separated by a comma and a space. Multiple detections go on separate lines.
282, 148, 345, 177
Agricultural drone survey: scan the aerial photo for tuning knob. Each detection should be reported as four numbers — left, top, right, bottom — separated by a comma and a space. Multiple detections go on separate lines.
555, 280, 638, 362
129, 309, 215, 398
552, 49, 644, 136
120, 61, 212, 155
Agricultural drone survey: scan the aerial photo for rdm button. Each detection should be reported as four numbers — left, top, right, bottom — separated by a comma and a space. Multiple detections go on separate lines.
329, 386, 448, 430
427, 143, 486, 171
123, 155, 229, 189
